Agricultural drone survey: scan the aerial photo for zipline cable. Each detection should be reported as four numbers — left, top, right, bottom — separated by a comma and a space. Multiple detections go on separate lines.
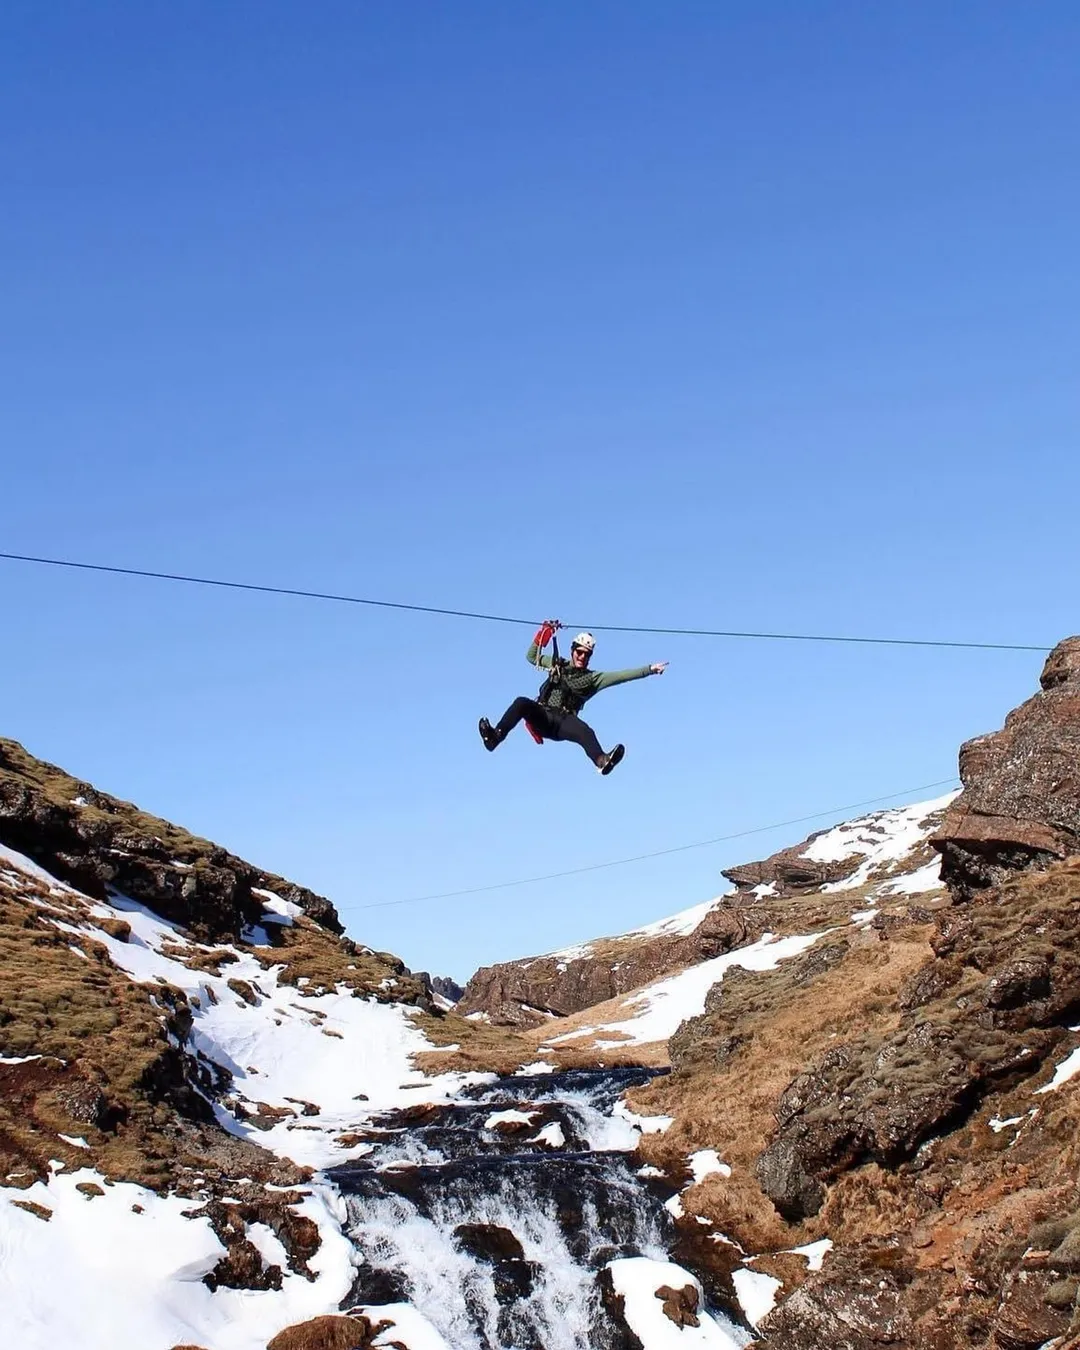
0, 551, 1050, 653
346, 776, 961, 911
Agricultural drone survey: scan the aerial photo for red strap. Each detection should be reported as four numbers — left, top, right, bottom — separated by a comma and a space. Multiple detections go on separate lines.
525, 722, 544, 744
533, 622, 556, 649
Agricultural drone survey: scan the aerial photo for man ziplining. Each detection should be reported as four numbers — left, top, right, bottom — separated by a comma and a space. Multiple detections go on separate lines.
478, 620, 668, 774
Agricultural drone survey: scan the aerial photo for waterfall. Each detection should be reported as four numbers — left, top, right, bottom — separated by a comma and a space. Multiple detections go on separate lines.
330, 1068, 749, 1350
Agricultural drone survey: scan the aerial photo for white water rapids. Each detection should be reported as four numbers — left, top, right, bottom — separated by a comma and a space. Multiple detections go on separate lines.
330, 1069, 749, 1350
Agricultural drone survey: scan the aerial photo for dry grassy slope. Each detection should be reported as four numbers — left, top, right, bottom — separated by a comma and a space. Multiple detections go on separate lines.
522, 876, 934, 1069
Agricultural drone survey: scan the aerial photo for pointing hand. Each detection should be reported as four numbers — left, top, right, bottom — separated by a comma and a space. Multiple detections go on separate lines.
650, 662, 668, 675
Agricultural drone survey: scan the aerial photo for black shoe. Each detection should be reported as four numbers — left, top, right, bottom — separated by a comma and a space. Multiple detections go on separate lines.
479, 718, 503, 751
597, 744, 625, 775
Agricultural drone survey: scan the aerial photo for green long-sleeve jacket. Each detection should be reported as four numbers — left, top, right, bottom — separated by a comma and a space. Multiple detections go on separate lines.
525, 640, 652, 714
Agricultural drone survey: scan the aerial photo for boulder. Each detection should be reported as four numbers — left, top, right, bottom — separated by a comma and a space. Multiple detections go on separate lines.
754, 1248, 915, 1349
266, 1316, 382, 1350
723, 847, 865, 896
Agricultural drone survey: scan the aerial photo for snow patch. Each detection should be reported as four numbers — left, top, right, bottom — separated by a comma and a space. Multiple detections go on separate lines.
687, 1149, 731, 1183
0, 1167, 359, 1350
803, 793, 957, 893
252, 888, 303, 922
530, 1122, 566, 1148
614, 1101, 674, 1135
552, 932, 824, 1047
625, 896, 729, 941
606, 1257, 749, 1347
787, 1237, 832, 1271
361, 1303, 454, 1349
732, 1266, 782, 1327
483, 1109, 537, 1130
1035, 1045, 1080, 1095
880, 858, 944, 895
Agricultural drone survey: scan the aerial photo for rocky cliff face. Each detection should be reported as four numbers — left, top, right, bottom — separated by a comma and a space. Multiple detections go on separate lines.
615, 639, 1080, 1350
933, 635, 1080, 898
458, 794, 952, 1030
0, 736, 344, 942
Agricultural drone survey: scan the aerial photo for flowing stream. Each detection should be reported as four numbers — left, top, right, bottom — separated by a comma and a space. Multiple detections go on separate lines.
330, 1068, 748, 1350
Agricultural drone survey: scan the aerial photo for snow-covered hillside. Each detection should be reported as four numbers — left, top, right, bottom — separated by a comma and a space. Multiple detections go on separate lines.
0, 839, 489, 1349
1, 838, 750, 1349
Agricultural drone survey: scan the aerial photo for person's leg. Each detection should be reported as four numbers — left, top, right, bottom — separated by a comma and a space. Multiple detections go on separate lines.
552, 713, 605, 764
495, 697, 556, 739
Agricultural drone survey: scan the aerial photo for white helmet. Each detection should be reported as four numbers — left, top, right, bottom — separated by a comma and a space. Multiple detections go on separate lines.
571, 631, 596, 653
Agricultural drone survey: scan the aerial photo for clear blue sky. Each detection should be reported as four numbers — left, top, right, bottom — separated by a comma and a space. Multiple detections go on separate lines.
2, 2, 1077, 981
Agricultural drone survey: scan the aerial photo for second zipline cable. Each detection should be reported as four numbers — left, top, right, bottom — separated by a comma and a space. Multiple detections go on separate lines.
346, 775, 961, 911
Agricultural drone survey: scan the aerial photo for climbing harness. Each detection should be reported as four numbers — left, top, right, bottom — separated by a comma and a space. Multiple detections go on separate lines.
526, 621, 561, 743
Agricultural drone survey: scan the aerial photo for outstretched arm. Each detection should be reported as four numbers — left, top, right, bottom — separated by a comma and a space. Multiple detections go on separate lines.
593, 662, 667, 691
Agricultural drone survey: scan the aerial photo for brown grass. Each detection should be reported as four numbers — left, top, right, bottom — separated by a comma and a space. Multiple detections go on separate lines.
11, 1199, 52, 1220
0, 869, 307, 1197
411, 1010, 535, 1076
520, 880, 949, 1066
626, 922, 936, 1250
249, 920, 427, 1004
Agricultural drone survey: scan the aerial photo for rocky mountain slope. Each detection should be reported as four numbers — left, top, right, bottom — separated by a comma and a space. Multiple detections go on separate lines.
608, 638, 1080, 1350
0, 736, 534, 1350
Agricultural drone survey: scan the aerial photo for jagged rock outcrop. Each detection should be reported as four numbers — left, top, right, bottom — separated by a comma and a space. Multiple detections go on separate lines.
0, 736, 341, 942
414, 973, 464, 1004
431, 974, 464, 1003
932, 636, 1080, 899
722, 846, 867, 896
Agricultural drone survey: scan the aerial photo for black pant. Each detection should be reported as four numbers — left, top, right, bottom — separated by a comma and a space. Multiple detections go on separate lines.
496, 697, 604, 762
